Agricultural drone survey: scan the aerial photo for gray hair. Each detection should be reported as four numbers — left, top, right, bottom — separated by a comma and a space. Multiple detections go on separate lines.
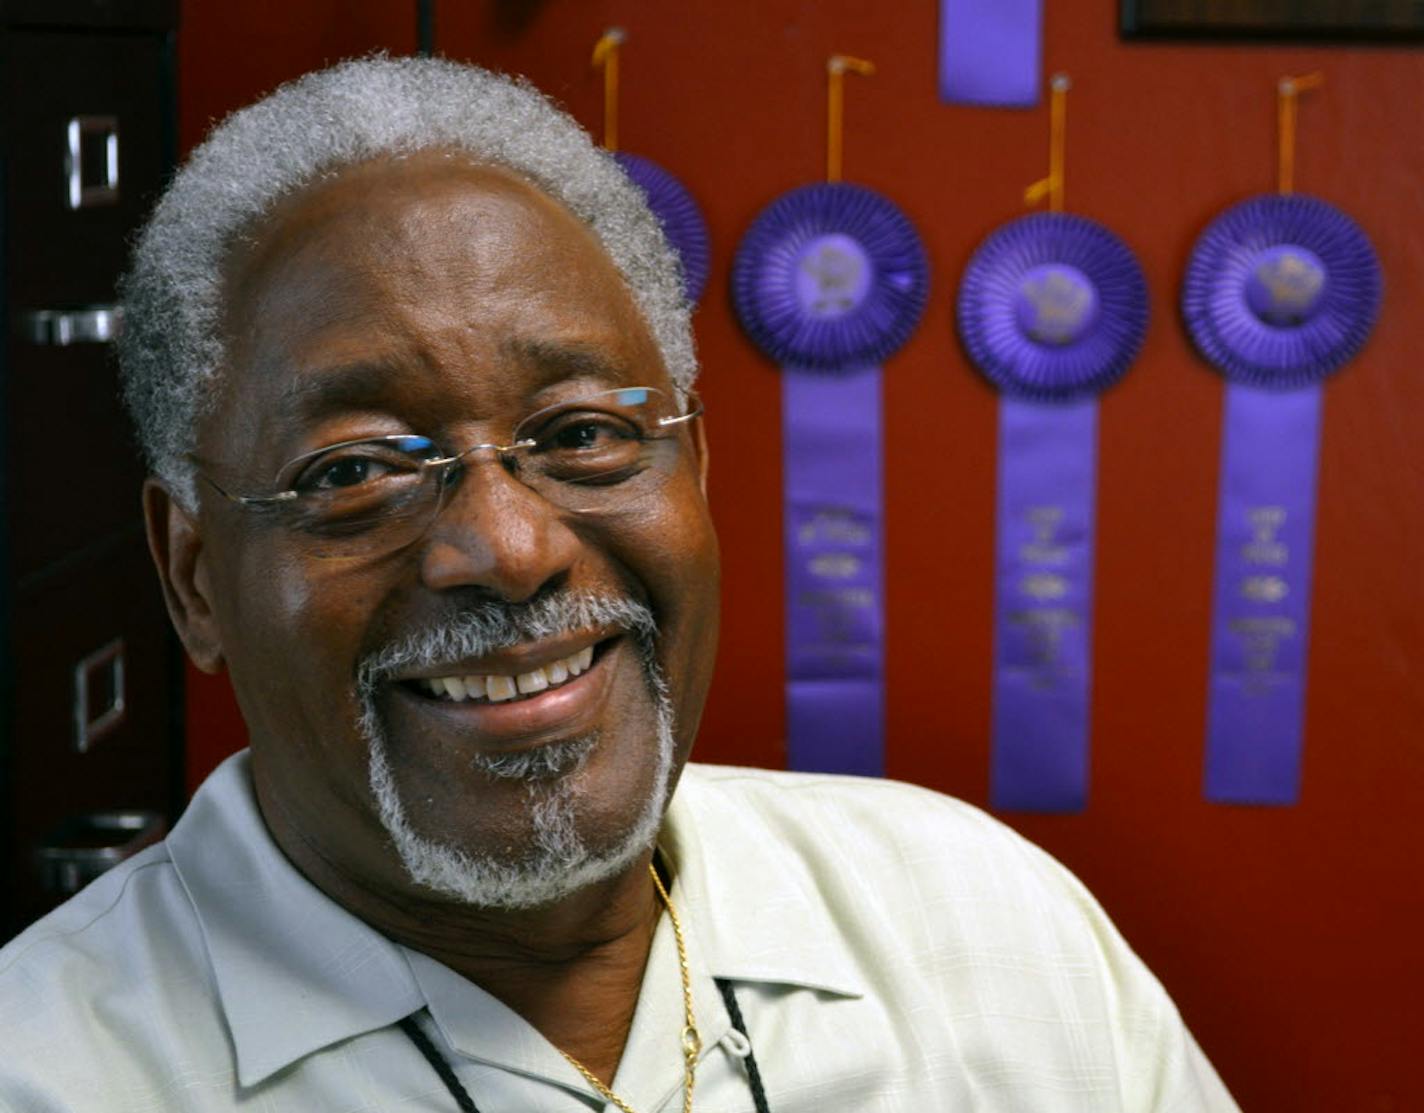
117, 54, 697, 508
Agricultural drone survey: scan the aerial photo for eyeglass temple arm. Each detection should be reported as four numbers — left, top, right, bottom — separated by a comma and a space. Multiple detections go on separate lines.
658, 398, 705, 429
200, 471, 298, 507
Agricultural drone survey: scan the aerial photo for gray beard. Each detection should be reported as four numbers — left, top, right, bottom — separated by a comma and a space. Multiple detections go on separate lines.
355, 592, 676, 910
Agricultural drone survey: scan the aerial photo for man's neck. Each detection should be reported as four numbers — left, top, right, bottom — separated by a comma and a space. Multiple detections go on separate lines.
398, 861, 664, 1085
268, 797, 663, 1086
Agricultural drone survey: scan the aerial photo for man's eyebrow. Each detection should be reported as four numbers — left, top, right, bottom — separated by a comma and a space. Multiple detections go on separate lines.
504, 337, 636, 385
278, 361, 404, 418
274, 342, 636, 427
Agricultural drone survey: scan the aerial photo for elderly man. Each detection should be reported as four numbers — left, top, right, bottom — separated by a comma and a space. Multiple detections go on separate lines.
0, 57, 1236, 1112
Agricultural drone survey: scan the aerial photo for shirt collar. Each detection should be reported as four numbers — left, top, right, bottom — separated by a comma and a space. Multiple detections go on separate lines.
167, 751, 425, 1088
660, 765, 866, 999
168, 754, 862, 1089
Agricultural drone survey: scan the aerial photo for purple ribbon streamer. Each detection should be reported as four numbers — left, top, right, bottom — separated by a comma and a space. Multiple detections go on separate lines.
940, 0, 1043, 108
1205, 384, 1322, 805
991, 399, 1097, 811
783, 366, 884, 776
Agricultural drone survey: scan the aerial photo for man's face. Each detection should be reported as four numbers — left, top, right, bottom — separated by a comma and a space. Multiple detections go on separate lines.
182, 152, 719, 904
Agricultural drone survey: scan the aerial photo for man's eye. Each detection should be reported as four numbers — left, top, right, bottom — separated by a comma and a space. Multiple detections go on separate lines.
293, 450, 412, 493
543, 416, 640, 451
553, 421, 613, 450
527, 414, 647, 482
313, 457, 384, 488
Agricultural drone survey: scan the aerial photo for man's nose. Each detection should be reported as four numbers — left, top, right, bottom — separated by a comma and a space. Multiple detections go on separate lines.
416, 458, 582, 601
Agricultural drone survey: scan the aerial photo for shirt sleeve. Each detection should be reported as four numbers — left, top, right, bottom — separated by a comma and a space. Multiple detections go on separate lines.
1030, 843, 1242, 1113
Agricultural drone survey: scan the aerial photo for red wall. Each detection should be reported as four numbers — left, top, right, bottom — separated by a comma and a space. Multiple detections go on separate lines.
179, 4, 1424, 1109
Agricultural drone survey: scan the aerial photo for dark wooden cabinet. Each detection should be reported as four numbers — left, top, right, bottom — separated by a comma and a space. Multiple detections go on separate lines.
0, 0, 181, 938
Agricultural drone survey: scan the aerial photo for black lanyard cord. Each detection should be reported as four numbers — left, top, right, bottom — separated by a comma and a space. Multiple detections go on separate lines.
400, 1014, 479, 1113
400, 978, 771, 1113
714, 977, 770, 1113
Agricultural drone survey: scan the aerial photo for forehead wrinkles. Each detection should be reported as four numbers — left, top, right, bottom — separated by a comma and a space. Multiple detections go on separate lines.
234, 159, 622, 302
210, 157, 660, 447
223, 156, 650, 378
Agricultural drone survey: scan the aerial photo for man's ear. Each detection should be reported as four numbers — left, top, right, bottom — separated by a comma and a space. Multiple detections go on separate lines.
143, 477, 225, 674
689, 394, 710, 497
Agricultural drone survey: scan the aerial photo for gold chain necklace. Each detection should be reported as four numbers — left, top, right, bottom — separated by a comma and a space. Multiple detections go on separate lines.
556, 862, 701, 1113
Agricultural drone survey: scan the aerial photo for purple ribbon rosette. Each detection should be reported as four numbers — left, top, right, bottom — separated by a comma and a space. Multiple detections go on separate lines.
1184, 193, 1381, 804
732, 181, 930, 775
958, 212, 1148, 812
615, 152, 711, 304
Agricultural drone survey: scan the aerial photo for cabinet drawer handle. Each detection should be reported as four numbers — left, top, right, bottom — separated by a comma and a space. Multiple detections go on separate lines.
66, 115, 120, 209
34, 811, 166, 896
74, 637, 126, 753
18, 306, 123, 346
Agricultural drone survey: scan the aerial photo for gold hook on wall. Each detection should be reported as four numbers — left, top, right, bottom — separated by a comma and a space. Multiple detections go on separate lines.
827, 54, 875, 182
1024, 73, 1071, 212
592, 28, 627, 151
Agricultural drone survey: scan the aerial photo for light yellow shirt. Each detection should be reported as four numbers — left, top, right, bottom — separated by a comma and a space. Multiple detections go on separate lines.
0, 753, 1237, 1111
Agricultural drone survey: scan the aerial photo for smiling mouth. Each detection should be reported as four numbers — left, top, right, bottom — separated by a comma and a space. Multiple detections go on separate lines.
400, 638, 615, 706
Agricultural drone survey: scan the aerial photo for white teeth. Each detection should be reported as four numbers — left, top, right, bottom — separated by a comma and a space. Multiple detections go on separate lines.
516, 668, 550, 694
419, 644, 601, 702
486, 675, 518, 702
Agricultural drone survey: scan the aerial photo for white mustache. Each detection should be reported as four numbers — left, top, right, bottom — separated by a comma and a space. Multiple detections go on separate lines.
356, 591, 658, 696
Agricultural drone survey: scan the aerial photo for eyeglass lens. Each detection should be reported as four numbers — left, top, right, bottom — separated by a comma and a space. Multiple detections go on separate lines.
274, 386, 692, 559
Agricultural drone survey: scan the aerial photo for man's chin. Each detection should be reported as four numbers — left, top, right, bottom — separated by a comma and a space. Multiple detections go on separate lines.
350, 591, 679, 909
361, 706, 674, 911
470, 733, 598, 782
